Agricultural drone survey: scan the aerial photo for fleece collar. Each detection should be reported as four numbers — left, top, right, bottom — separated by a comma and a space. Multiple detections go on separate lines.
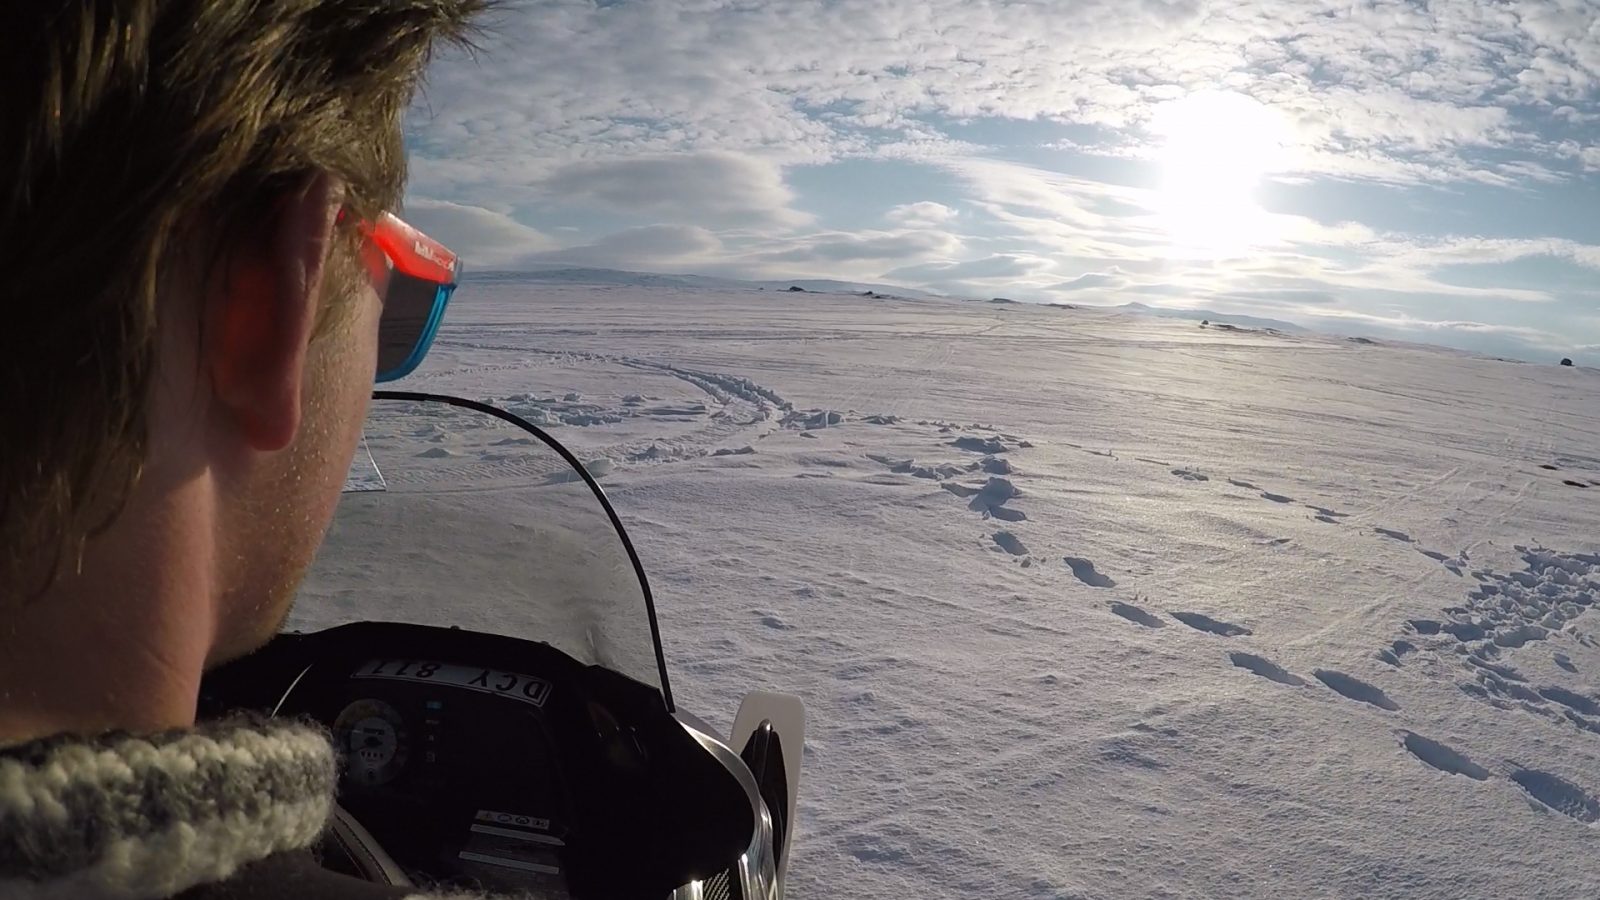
0, 716, 337, 900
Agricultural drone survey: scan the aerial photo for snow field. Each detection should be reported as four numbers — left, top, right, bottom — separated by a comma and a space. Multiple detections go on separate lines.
327, 283, 1600, 898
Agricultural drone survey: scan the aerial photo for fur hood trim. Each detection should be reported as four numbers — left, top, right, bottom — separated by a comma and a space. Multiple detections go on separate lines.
0, 716, 336, 900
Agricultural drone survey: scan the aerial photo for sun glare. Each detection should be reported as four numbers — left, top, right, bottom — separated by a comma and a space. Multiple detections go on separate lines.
1150, 90, 1289, 257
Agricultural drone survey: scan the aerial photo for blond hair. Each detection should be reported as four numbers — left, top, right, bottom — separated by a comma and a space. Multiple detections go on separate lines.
1, 0, 485, 594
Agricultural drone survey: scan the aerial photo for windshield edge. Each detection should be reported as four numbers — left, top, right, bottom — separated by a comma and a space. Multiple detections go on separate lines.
370, 389, 676, 711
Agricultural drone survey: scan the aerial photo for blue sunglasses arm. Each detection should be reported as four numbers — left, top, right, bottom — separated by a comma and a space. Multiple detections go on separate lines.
375, 276, 460, 383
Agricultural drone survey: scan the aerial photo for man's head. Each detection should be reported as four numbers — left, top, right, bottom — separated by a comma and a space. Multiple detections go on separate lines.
0, 0, 481, 734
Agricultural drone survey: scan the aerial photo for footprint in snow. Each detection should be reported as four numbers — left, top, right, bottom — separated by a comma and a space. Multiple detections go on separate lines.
1380, 639, 1421, 667
1473, 669, 1546, 706
948, 477, 1022, 517
1509, 767, 1600, 823
896, 461, 969, 480
1466, 654, 1526, 682
1536, 686, 1600, 716
754, 611, 794, 630
952, 435, 1009, 454
1398, 731, 1491, 781
1170, 611, 1251, 637
1108, 601, 1164, 628
1437, 620, 1489, 642
981, 456, 1016, 475
1063, 557, 1116, 588
1229, 652, 1305, 686
1170, 468, 1209, 482
992, 531, 1029, 557
1493, 624, 1549, 648
971, 489, 1021, 517
1313, 668, 1399, 710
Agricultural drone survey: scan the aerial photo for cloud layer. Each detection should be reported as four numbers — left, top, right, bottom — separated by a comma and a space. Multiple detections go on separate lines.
413, 0, 1599, 183
402, 0, 1600, 361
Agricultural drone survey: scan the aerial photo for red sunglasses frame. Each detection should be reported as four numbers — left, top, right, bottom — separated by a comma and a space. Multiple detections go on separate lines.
344, 210, 463, 382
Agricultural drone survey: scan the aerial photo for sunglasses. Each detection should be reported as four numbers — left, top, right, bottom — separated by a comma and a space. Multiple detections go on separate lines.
352, 211, 462, 383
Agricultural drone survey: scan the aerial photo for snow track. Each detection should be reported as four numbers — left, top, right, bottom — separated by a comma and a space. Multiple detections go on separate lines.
388, 335, 796, 481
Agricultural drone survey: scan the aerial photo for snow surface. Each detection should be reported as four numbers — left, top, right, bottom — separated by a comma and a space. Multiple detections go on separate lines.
323, 282, 1600, 898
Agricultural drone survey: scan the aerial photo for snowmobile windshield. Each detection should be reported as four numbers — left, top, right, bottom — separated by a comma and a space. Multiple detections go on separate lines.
290, 392, 672, 706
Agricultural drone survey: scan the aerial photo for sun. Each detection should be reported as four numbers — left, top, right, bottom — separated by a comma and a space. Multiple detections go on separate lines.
1149, 90, 1289, 257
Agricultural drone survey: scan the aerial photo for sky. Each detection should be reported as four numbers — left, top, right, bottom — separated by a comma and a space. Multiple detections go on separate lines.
402, 0, 1600, 362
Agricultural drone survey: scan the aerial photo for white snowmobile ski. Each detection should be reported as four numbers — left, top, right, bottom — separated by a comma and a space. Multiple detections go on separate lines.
732, 691, 806, 890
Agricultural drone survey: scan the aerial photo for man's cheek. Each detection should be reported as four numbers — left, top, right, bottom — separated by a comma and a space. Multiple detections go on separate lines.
361, 288, 383, 375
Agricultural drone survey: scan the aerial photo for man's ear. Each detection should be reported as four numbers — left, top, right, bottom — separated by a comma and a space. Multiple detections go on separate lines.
208, 172, 346, 452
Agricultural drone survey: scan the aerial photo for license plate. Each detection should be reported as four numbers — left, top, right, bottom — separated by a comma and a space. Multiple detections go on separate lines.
354, 659, 552, 707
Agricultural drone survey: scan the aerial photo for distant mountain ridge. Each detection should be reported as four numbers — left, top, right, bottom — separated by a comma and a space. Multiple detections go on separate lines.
460, 266, 1584, 364
469, 268, 1308, 330
1111, 302, 1308, 334
467, 266, 944, 301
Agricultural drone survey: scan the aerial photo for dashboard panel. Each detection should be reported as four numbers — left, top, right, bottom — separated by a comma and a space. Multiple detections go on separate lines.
333, 697, 407, 787
296, 658, 574, 892
199, 622, 753, 899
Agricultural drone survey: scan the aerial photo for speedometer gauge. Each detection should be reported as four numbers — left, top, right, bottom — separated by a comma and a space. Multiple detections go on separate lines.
334, 699, 409, 787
